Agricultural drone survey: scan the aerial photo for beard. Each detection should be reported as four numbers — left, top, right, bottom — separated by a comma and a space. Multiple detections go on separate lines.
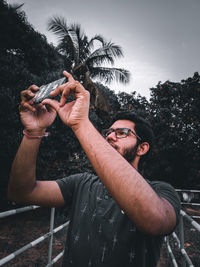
122, 144, 138, 163
108, 141, 138, 163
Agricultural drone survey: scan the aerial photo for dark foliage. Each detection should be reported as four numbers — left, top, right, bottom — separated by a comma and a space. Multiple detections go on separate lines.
0, 0, 199, 212
147, 73, 200, 188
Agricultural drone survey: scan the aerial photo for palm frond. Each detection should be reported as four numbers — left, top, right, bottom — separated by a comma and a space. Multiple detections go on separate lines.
69, 23, 86, 41
87, 42, 123, 66
48, 16, 69, 39
87, 35, 105, 50
87, 52, 115, 66
90, 67, 130, 84
68, 29, 79, 63
48, 16, 79, 63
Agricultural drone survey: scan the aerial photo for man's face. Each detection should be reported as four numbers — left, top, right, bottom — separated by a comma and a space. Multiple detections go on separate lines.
106, 120, 139, 163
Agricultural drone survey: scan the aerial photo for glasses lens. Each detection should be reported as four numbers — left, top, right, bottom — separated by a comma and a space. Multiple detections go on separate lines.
115, 129, 128, 138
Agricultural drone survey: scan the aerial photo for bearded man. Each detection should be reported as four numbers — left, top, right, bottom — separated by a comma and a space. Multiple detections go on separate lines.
8, 71, 180, 267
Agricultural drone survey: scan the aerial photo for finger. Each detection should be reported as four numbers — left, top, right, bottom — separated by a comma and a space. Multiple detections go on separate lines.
27, 84, 39, 92
42, 99, 60, 112
19, 101, 36, 112
50, 83, 67, 97
21, 85, 39, 101
21, 90, 34, 101
45, 103, 57, 114
50, 72, 74, 97
72, 80, 89, 96
63, 70, 75, 83
59, 86, 71, 107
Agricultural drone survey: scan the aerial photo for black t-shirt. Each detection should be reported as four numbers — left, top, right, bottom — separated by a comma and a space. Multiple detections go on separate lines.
56, 172, 180, 267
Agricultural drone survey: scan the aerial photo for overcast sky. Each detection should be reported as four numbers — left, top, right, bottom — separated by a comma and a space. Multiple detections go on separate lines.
7, 0, 200, 99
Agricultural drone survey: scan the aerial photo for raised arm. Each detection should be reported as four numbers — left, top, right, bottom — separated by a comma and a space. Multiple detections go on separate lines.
43, 71, 179, 235
8, 84, 64, 207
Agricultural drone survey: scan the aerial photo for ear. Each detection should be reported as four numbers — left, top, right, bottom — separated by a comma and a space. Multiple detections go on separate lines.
137, 142, 150, 156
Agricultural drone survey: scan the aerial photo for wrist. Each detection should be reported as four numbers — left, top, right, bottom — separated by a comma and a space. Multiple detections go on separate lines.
24, 128, 47, 136
71, 118, 91, 134
23, 129, 49, 139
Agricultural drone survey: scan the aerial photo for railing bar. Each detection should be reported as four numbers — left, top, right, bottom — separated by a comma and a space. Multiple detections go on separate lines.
0, 221, 69, 266
191, 215, 200, 219
172, 232, 181, 249
179, 214, 186, 267
165, 237, 179, 267
48, 208, 55, 264
181, 202, 200, 206
46, 250, 64, 267
180, 248, 194, 267
53, 221, 69, 233
0, 232, 49, 266
181, 210, 200, 232
0, 205, 40, 219
0, 254, 15, 266
176, 189, 200, 193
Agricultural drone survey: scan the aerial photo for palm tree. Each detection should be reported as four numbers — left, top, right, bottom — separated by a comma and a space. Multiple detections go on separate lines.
48, 16, 130, 111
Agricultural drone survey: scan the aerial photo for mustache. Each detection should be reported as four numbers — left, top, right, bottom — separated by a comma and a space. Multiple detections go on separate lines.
108, 141, 119, 150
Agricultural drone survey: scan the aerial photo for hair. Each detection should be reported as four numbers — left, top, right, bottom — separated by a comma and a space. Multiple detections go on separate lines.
110, 111, 154, 147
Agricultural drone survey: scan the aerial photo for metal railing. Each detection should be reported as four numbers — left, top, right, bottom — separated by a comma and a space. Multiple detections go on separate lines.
0, 206, 69, 266
0, 189, 199, 266
165, 189, 200, 267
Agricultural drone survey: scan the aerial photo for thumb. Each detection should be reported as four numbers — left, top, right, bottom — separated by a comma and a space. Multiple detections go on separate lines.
42, 99, 60, 112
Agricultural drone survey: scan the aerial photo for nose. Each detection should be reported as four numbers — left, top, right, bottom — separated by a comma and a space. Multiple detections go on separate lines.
106, 131, 117, 141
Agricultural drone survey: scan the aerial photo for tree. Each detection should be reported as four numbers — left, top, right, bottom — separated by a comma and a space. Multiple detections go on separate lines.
148, 72, 200, 188
47, 17, 130, 111
0, 1, 66, 210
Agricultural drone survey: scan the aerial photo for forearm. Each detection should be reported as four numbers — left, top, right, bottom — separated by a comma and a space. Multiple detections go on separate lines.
73, 120, 174, 234
8, 136, 42, 202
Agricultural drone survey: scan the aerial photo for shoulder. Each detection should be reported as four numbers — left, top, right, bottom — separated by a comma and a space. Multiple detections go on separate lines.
147, 179, 180, 201
56, 172, 97, 192
55, 172, 97, 206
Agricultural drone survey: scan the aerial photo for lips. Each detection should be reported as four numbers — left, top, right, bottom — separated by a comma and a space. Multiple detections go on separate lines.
108, 142, 118, 150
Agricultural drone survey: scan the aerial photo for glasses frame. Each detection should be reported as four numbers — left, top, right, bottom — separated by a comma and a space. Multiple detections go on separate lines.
102, 128, 142, 141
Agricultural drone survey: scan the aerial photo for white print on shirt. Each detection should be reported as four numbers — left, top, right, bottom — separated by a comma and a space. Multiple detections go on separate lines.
81, 204, 87, 214
91, 209, 97, 223
108, 216, 115, 225
96, 196, 103, 201
98, 224, 102, 234
112, 233, 118, 250
101, 244, 108, 262
129, 249, 135, 263
73, 233, 80, 244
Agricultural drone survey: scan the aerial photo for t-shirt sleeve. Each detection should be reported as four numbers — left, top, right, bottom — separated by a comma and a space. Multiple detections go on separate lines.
56, 173, 85, 207
149, 180, 181, 230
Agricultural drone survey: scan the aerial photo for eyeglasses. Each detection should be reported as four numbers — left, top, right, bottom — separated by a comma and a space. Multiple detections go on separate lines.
102, 128, 142, 141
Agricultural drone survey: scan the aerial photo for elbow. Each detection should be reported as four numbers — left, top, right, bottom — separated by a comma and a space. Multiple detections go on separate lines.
7, 181, 25, 204
7, 185, 19, 203
130, 209, 175, 236
144, 213, 176, 236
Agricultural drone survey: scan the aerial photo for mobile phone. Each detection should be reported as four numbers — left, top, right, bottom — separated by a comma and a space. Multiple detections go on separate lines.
29, 77, 67, 105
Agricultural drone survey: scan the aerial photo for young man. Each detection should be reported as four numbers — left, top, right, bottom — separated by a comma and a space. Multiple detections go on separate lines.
8, 71, 180, 267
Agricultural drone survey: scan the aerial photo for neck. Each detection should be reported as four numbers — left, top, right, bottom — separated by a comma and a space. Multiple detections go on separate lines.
130, 156, 140, 170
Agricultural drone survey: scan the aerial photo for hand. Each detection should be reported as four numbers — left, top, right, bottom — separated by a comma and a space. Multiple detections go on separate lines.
42, 71, 90, 130
19, 85, 57, 135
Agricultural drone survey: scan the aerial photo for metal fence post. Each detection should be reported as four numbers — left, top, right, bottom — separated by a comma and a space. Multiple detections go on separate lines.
48, 207, 55, 265
179, 213, 186, 267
